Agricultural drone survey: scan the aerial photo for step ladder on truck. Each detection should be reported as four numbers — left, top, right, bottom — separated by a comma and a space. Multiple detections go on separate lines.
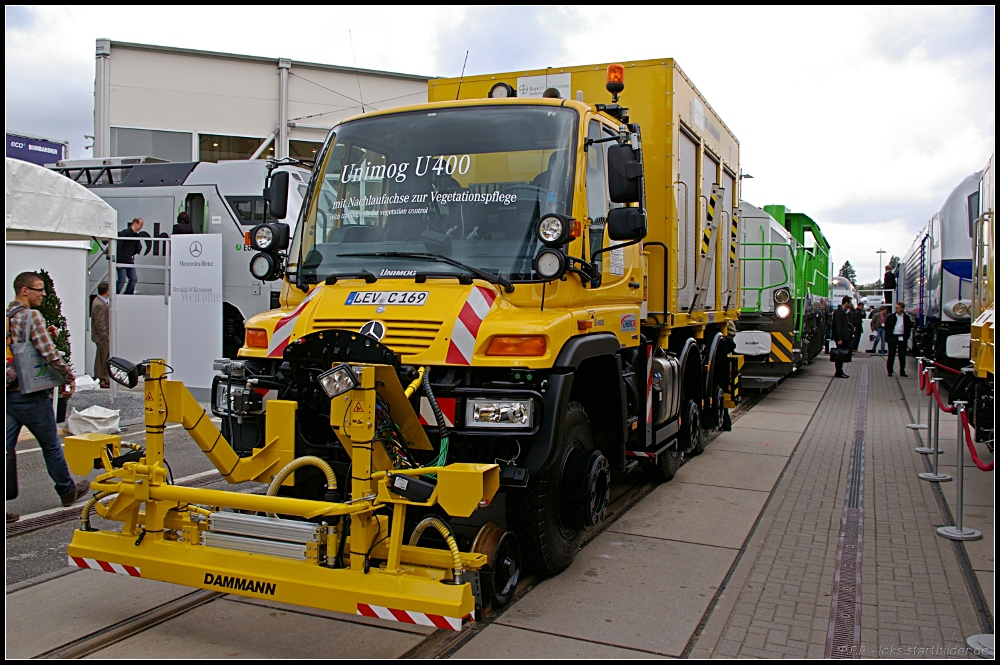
66, 59, 744, 628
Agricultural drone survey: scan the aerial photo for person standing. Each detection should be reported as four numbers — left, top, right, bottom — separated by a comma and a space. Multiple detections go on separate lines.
884, 301, 913, 377
172, 212, 194, 235
870, 305, 888, 354
882, 265, 897, 304
850, 300, 865, 351
6, 272, 90, 523
116, 217, 143, 295
91, 281, 111, 389
831, 296, 853, 378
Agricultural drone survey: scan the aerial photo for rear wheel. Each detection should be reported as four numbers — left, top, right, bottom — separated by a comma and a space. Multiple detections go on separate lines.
681, 399, 708, 456
643, 444, 682, 483
507, 402, 594, 575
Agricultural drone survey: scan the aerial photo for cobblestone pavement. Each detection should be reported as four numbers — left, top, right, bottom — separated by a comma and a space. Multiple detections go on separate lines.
692, 357, 985, 658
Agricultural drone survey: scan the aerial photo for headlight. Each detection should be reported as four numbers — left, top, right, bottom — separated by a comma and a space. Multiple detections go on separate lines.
253, 225, 274, 250
214, 382, 261, 415
250, 252, 282, 281
107, 357, 140, 389
953, 302, 969, 317
250, 222, 289, 252
318, 364, 359, 399
533, 248, 566, 280
774, 288, 790, 304
775, 303, 791, 319
536, 214, 571, 246
466, 398, 533, 428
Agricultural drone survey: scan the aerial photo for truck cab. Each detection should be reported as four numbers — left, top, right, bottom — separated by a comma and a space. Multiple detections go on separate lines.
227, 62, 742, 575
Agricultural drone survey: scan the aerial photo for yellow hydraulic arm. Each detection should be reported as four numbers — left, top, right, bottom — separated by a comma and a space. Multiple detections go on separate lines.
64, 359, 500, 628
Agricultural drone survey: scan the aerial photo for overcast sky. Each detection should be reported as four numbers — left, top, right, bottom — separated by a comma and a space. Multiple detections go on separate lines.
5, 6, 995, 284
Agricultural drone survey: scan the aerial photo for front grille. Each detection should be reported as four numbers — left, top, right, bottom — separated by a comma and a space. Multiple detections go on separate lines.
312, 318, 443, 356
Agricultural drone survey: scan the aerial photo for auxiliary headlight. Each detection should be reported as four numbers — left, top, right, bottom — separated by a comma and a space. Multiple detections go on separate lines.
253, 225, 274, 250
774, 288, 790, 304
489, 82, 516, 99
249, 252, 282, 281
318, 364, 359, 399
775, 303, 792, 319
107, 357, 141, 389
952, 302, 969, 317
533, 248, 567, 280
536, 214, 571, 246
466, 399, 533, 429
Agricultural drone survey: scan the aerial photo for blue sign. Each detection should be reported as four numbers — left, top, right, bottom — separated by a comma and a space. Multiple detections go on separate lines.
6, 133, 65, 166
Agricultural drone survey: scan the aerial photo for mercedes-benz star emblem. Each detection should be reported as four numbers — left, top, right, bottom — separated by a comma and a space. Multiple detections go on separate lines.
359, 321, 385, 341
189, 241, 203, 257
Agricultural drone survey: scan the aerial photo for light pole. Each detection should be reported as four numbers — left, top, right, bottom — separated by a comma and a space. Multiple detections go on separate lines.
876, 248, 886, 287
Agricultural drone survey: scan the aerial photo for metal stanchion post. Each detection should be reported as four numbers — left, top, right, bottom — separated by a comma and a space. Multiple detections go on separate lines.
909, 357, 928, 434
937, 402, 982, 540
918, 378, 951, 482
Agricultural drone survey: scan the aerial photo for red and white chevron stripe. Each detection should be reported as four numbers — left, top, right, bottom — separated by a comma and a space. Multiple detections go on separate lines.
418, 397, 456, 428
68, 555, 141, 577
445, 286, 497, 365
625, 450, 654, 458
356, 603, 467, 631
267, 286, 323, 357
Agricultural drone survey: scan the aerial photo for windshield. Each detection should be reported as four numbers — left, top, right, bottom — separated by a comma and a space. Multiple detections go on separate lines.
297, 105, 577, 284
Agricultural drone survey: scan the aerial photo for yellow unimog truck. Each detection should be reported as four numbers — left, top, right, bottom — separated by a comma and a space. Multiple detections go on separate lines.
66, 59, 742, 628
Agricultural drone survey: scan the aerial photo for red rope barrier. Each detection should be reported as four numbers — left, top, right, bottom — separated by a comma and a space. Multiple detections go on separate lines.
930, 360, 963, 376
960, 409, 994, 472
924, 368, 933, 395
930, 379, 956, 414
919, 361, 926, 390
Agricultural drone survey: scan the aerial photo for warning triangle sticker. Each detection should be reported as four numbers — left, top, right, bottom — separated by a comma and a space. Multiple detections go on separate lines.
146, 392, 153, 400
353, 402, 365, 413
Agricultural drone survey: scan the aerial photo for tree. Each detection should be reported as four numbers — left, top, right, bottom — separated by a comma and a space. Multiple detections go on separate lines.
36, 268, 71, 363
838, 261, 857, 285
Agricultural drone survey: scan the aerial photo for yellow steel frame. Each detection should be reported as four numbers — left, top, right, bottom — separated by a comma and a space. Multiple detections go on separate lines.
65, 360, 498, 623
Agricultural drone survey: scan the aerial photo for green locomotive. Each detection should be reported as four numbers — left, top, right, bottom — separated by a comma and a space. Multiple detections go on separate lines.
735, 202, 833, 388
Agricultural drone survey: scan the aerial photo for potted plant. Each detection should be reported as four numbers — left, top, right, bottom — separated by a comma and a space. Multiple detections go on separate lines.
36, 269, 72, 423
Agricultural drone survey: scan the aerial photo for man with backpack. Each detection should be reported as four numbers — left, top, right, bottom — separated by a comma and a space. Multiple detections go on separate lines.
6, 272, 90, 523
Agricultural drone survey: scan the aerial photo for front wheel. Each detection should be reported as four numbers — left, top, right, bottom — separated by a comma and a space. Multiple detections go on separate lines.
507, 401, 594, 575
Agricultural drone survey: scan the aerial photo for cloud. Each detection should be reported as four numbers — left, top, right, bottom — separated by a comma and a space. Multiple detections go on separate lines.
434, 6, 584, 76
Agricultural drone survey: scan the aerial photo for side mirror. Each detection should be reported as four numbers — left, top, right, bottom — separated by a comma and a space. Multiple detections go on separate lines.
265, 171, 290, 220
607, 143, 642, 203
607, 207, 646, 241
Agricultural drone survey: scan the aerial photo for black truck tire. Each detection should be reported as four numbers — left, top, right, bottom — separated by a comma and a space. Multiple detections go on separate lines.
507, 401, 592, 576
643, 444, 682, 483
682, 399, 708, 456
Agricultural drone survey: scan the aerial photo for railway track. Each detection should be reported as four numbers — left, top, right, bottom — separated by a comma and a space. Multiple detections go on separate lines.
25, 391, 765, 659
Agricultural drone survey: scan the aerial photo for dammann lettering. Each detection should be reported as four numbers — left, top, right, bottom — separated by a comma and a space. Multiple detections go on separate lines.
204, 572, 276, 595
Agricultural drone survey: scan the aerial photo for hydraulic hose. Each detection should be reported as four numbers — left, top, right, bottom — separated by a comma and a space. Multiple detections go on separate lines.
266, 456, 339, 518
422, 369, 449, 468
408, 515, 464, 583
404, 367, 426, 398
80, 491, 117, 531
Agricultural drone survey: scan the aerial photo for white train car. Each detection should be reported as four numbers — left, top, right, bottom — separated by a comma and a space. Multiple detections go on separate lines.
898, 170, 980, 371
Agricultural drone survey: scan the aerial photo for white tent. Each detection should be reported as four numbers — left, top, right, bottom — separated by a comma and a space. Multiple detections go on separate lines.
5, 157, 116, 241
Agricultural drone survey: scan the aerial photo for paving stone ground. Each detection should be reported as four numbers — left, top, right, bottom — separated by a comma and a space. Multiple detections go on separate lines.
692, 356, 987, 658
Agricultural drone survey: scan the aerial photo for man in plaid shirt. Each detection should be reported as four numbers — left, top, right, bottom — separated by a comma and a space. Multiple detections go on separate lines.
6, 272, 90, 523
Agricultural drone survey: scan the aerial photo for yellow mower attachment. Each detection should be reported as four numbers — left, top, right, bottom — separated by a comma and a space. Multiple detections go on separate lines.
66, 359, 499, 629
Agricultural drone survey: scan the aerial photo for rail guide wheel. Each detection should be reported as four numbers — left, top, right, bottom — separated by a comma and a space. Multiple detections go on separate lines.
471, 522, 521, 608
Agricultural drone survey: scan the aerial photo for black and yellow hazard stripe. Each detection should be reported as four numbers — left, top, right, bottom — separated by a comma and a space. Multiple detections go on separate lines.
725, 355, 742, 407
729, 215, 738, 265
769, 331, 795, 364
701, 191, 718, 256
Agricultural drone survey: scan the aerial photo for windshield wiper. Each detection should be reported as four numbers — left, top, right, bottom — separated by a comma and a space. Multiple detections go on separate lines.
338, 252, 514, 292
324, 270, 378, 285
